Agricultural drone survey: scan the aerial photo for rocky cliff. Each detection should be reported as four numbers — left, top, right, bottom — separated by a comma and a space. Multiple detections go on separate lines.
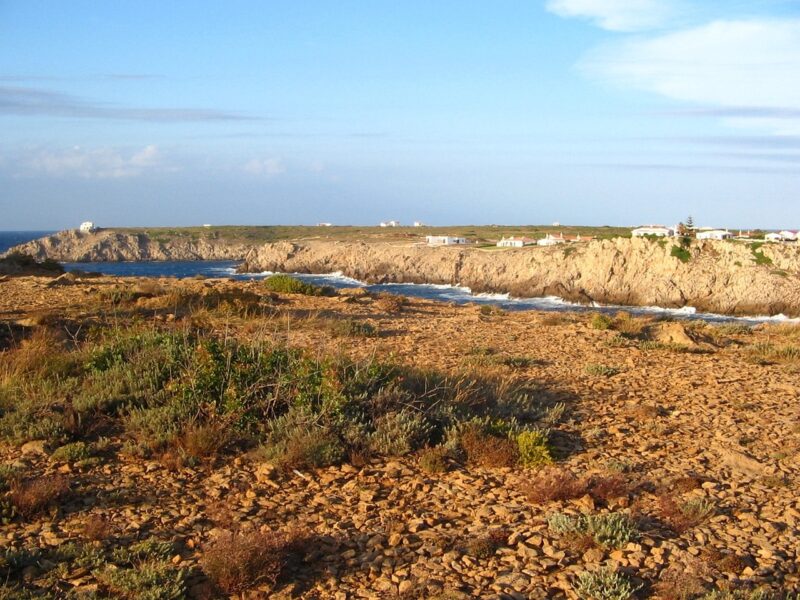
8, 230, 800, 316
239, 238, 800, 316
4, 229, 250, 262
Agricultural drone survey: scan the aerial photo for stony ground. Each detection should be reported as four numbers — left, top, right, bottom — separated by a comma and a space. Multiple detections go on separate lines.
1, 275, 799, 599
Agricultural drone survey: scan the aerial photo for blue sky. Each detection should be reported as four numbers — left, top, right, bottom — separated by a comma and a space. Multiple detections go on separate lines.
1, 1, 799, 229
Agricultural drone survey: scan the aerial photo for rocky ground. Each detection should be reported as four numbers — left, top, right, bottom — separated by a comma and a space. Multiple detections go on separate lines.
1, 275, 799, 599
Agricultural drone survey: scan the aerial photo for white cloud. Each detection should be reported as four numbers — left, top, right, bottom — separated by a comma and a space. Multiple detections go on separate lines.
242, 158, 286, 177
546, 0, 675, 32
19, 144, 163, 178
580, 18, 800, 134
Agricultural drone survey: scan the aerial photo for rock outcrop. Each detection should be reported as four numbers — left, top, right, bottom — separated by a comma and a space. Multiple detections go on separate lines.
4, 229, 249, 263
239, 238, 800, 316
8, 230, 800, 316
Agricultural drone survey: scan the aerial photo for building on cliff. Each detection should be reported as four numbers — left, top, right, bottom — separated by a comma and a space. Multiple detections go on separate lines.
537, 233, 567, 246
79, 221, 97, 232
497, 236, 536, 248
696, 229, 733, 240
426, 235, 468, 246
631, 225, 676, 238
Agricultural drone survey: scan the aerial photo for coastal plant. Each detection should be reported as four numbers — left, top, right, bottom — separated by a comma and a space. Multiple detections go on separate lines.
50, 441, 93, 463
671, 245, 692, 263
521, 468, 588, 503
585, 363, 619, 377
113, 538, 174, 564
657, 495, 715, 533
516, 429, 553, 468
418, 446, 449, 474
465, 529, 508, 559
548, 512, 637, 548
749, 243, 772, 266
574, 568, 639, 600
591, 313, 613, 330
98, 560, 187, 600
459, 425, 519, 468
368, 410, 434, 456
201, 529, 307, 594
9, 475, 70, 519
326, 318, 378, 338
263, 274, 334, 296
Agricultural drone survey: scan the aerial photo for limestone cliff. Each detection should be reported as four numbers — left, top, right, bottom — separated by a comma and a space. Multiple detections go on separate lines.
7, 230, 800, 316
238, 238, 800, 316
4, 229, 249, 262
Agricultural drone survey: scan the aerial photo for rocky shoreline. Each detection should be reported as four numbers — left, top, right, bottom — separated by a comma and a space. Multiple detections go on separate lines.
238, 238, 800, 317
7, 230, 800, 317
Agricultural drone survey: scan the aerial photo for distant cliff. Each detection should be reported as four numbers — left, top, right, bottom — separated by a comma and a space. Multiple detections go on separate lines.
239, 238, 800, 317
7, 230, 800, 316
4, 229, 249, 262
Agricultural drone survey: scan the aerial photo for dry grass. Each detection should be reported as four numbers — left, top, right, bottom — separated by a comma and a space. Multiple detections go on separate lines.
175, 423, 230, 460
521, 469, 630, 505
521, 468, 588, 503
460, 427, 518, 468
201, 528, 307, 594
375, 293, 407, 313
657, 494, 715, 533
465, 529, 508, 558
81, 514, 114, 541
9, 474, 70, 518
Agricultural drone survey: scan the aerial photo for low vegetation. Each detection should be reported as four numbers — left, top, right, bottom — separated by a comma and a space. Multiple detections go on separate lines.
264, 274, 335, 296
574, 568, 639, 600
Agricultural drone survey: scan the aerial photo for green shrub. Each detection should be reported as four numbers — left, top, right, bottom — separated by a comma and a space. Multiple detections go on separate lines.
418, 446, 448, 474
585, 364, 619, 377
113, 538, 174, 564
749, 243, 773, 266
590, 313, 613, 330
366, 410, 433, 456
548, 512, 637, 548
50, 441, 93, 463
516, 429, 553, 468
263, 274, 333, 296
326, 319, 378, 338
574, 568, 639, 600
671, 245, 691, 263
99, 560, 186, 600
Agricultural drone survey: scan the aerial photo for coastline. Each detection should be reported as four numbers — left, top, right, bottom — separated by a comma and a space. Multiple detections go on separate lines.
6, 229, 800, 317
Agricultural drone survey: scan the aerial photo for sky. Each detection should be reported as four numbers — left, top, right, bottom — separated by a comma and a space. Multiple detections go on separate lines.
1, 0, 799, 230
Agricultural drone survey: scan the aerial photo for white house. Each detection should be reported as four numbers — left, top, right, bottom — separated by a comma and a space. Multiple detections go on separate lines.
631, 225, 675, 238
779, 230, 798, 241
696, 229, 733, 240
380, 220, 400, 227
79, 221, 97, 232
537, 233, 566, 246
496, 236, 536, 248
765, 232, 785, 242
317, 222, 333, 227
426, 235, 468, 246
413, 221, 426, 227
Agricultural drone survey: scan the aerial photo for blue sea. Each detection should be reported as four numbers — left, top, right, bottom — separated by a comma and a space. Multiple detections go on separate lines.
1, 231, 794, 325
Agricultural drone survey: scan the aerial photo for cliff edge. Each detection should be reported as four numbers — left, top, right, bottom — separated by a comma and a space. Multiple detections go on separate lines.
238, 238, 800, 316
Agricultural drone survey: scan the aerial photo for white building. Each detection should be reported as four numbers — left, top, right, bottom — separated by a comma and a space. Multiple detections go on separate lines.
317, 222, 333, 227
537, 233, 566, 246
413, 221, 426, 227
696, 229, 733, 240
779, 230, 798, 241
79, 221, 97, 232
426, 235, 468, 246
380, 220, 400, 227
631, 225, 675, 238
496, 236, 536, 248
765, 232, 784, 242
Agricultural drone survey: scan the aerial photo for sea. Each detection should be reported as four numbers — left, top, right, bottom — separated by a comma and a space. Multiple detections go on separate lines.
1, 231, 794, 325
